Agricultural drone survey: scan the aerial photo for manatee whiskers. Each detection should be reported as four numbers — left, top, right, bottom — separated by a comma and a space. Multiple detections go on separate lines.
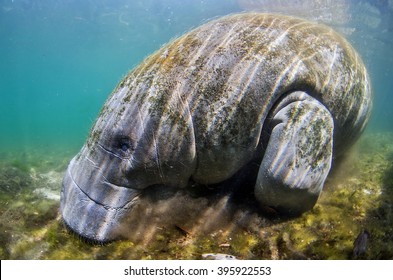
60, 217, 111, 245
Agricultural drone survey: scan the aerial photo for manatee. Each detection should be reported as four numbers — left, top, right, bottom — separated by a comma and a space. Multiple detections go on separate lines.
60, 13, 372, 242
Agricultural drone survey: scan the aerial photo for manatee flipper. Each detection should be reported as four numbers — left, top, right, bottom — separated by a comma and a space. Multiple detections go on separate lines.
255, 91, 334, 215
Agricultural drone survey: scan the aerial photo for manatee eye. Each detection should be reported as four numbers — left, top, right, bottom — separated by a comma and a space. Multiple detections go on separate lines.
120, 142, 130, 152
115, 135, 133, 153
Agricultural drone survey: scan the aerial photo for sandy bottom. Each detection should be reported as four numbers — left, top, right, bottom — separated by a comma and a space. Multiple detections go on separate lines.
0, 132, 392, 259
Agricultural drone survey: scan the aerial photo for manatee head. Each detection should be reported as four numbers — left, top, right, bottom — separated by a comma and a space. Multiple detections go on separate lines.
61, 86, 196, 242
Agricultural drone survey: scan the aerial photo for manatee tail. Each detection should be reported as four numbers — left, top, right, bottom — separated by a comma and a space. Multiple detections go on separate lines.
255, 91, 333, 215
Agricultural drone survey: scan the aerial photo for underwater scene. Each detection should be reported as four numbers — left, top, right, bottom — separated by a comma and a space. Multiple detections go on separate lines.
1, 0, 393, 260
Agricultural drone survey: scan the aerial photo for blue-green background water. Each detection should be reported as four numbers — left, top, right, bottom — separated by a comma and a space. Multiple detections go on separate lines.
1, 0, 392, 155
1, 0, 240, 153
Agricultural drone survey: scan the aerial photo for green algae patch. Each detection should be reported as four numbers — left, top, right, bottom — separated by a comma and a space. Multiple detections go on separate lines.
1, 132, 393, 259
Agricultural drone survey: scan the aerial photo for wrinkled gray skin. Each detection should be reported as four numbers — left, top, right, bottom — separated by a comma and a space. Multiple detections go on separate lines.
60, 13, 372, 242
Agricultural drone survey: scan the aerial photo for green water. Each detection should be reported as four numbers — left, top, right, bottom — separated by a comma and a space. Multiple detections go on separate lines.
0, 0, 238, 152
1, 0, 393, 259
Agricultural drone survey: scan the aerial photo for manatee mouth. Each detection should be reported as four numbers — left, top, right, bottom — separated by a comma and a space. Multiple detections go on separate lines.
61, 216, 111, 245
60, 158, 140, 243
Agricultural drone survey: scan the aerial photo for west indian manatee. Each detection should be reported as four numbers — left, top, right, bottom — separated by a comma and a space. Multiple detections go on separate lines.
60, 13, 372, 242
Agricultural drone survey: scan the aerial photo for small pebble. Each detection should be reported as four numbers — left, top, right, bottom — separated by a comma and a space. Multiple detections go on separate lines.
202, 253, 237, 260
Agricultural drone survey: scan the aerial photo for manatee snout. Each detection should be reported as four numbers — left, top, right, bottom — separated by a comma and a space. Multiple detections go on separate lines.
60, 153, 141, 242
60, 13, 372, 242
